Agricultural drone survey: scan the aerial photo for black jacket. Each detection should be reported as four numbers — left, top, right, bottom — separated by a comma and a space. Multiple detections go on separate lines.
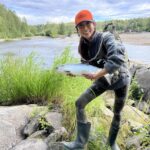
78, 31, 130, 90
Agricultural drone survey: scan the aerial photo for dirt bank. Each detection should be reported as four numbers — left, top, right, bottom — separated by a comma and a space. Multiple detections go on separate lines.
120, 32, 150, 45
70, 32, 150, 46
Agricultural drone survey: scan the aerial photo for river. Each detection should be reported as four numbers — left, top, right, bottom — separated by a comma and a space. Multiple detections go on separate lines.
0, 36, 150, 68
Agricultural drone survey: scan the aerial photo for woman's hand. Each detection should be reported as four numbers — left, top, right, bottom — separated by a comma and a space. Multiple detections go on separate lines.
82, 73, 99, 80
82, 68, 108, 80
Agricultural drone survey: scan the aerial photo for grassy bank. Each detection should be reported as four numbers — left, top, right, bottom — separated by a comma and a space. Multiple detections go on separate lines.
0, 48, 109, 149
0, 48, 83, 104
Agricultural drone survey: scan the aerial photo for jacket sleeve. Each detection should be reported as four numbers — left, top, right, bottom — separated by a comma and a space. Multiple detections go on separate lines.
103, 32, 126, 74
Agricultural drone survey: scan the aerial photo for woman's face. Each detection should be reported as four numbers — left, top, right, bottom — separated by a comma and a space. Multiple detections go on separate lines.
77, 21, 95, 40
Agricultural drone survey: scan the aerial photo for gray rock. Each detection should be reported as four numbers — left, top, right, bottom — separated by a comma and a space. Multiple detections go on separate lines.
135, 66, 150, 101
0, 105, 40, 150
45, 112, 63, 129
129, 62, 150, 102
0, 120, 16, 150
28, 130, 48, 139
45, 127, 68, 143
23, 115, 41, 137
126, 135, 144, 150
11, 139, 48, 150
144, 147, 150, 150
48, 142, 64, 150
123, 105, 149, 123
137, 101, 150, 114
129, 62, 143, 78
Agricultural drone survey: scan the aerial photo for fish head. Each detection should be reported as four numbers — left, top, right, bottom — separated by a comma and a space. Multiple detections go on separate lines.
55, 65, 64, 73
55, 65, 71, 74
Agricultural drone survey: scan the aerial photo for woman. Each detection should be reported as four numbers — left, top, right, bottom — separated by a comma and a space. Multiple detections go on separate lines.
62, 10, 130, 150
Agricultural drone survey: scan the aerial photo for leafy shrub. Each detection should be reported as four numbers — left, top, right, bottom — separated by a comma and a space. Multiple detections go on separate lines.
129, 78, 144, 101
132, 124, 150, 149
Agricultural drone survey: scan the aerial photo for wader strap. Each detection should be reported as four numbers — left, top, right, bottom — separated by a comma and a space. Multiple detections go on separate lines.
89, 87, 97, 98
81, 32, 109, 63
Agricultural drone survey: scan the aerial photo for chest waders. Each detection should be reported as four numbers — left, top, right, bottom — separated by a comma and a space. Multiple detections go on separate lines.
108, 85, 129, 150
62, 88, 96, 150
61, 34, 105, 150
62, 33, 129, 150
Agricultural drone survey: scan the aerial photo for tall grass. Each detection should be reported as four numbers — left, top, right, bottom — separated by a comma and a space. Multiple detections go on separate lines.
0, 52, 63, 105
0, 48, 77, 104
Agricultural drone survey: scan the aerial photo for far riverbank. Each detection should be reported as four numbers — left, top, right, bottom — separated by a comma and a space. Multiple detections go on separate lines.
120, 32, 150, 45
0, 32, 150, 46
67, 32, 150, 46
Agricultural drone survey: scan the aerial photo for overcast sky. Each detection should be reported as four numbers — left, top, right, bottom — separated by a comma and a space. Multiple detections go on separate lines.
0, 0, 150, 25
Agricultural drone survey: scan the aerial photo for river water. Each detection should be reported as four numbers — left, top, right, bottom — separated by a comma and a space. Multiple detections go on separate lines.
0, 36, 150, 68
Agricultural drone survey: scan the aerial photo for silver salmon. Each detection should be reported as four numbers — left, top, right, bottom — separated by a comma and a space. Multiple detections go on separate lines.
56, 63, 111, 83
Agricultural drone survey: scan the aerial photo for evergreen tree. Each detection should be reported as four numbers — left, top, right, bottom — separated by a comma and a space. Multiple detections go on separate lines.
58, 23, 65, 35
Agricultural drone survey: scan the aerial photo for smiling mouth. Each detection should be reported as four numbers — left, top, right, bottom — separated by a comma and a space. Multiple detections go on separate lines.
83, 31, 91, 35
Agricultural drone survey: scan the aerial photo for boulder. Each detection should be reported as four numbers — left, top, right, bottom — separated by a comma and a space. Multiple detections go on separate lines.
23, 115, 41, 137
11, 139, 48, 150
45, 127, 68, 143
126, 135, 144, 150
129, 62, 150, 102
45, 112, 63, 130
0, 105, 39, 150
0, 120, 16, 150
135, 66, 150, 101
137, 101, 150, 114
122, 105, 149, 124
0, 105, 66, 150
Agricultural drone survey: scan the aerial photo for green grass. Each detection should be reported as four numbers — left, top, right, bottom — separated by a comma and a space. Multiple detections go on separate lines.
0, 53, 47, 104
0, 49, 67, 104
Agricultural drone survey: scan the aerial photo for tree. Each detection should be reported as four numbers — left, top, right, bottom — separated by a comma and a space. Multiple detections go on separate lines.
58, 22, 65, 35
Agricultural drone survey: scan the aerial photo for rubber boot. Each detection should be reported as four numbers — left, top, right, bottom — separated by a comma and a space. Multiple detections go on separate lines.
62, 121, 91, 150
108, 125, 120, 150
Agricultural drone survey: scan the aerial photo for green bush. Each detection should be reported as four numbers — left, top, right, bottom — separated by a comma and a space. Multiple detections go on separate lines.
131, 124, 150, 149
45, 29, 52, 37
0, 52, 62, 105
0, 48, 67, 105
25, 32, 33, 37
129, 78, 144, 101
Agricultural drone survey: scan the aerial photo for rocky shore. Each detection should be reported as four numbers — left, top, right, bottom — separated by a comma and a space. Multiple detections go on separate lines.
0, 102, 149, 150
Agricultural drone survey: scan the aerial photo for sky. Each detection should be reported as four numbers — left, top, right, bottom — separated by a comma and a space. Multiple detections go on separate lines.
0, 0, 150, 25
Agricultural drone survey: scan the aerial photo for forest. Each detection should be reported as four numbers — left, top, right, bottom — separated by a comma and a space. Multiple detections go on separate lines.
0, 4, 150, 39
